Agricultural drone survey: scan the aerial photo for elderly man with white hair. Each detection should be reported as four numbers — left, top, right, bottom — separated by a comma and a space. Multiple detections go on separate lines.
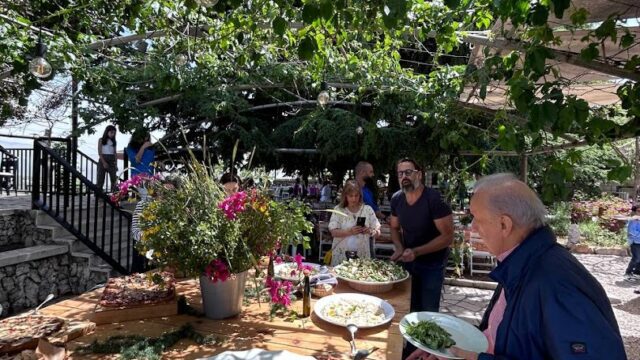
408, 173, 626, 360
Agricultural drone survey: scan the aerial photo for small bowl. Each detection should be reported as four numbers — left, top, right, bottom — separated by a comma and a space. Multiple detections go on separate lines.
311, 283, 335, 298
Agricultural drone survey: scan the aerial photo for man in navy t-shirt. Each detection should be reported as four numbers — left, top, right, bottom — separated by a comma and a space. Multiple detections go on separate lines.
389, 158, 454, 313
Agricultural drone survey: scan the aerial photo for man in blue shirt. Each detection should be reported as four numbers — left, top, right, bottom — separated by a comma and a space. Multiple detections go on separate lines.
355, 161, 385, 220
625, 205, 640, 281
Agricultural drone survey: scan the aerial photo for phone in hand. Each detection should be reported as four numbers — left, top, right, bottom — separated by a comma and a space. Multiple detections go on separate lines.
356, 216, 366, 227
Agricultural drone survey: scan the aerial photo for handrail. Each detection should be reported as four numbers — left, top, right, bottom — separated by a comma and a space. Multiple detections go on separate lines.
31, 140, 140, 274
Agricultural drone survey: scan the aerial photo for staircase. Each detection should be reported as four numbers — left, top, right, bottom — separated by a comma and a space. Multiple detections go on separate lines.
34, 203, 136, 279
30, 140, 142, 275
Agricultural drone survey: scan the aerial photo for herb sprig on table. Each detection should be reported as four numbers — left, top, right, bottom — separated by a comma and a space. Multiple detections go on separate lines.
405, 320, 456, 350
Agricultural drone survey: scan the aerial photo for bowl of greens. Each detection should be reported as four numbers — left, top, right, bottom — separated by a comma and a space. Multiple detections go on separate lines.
399, 312, 488, 359
333, 258, 409, 293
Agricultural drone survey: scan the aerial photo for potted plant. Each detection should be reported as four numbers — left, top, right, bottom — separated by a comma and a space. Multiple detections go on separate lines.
136, 162, 313, 319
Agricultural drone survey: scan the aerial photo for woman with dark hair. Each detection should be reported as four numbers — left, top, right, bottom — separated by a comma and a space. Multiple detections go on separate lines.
97, 125, 118, 192
220, 172, 242, 195
126, 129, 155, 177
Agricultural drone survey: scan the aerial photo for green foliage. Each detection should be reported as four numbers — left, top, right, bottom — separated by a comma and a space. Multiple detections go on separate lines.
77, 323, 220, 360
578, 221, 626, 247
547, 202, 571, 236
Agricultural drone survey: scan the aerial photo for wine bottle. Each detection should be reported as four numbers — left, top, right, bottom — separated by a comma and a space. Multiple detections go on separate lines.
268, 256, 275, 277
302, 273, 311, 317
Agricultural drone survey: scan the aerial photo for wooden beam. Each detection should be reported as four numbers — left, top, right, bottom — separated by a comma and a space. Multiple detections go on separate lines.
274, 148, 320, 154
461, 33, 640, 82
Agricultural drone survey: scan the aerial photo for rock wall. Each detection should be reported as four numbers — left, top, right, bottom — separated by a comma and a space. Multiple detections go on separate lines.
0, 210, 51, 248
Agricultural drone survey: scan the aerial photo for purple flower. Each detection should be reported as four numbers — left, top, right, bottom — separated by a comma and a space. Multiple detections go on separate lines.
204, 259, 230, 283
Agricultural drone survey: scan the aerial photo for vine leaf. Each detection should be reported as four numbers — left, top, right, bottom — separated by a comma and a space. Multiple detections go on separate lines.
273, 16, 287, 36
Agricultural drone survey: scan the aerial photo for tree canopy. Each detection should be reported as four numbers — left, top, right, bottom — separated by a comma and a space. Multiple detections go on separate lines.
1, 0, 639, 199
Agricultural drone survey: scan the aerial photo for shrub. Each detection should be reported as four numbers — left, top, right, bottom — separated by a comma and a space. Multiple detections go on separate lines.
578, 221, 626, 247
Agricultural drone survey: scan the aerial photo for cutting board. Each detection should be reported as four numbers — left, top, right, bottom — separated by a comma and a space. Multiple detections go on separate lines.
91, 295, 178, 325
0, 317, 95, 354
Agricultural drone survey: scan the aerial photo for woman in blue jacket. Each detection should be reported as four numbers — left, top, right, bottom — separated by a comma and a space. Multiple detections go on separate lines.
125, 129, 155, 200
408, 173, 626, 360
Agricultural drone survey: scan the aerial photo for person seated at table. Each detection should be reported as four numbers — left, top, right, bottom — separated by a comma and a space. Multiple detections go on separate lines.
220, 172, 241, 195
328, 180, 380, 266
407, 173, 626, 360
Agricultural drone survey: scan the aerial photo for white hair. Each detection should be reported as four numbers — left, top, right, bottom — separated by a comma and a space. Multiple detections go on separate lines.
473, 173, 547, 229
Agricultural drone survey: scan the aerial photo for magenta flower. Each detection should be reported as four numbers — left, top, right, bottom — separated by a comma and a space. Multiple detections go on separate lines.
218, 191, 248, 220
265, 276, 293, 308
204, 259, 231, 283
294, 253, 305, 269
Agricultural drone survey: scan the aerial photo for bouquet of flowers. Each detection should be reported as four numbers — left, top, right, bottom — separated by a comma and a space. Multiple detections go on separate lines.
136, 162, 313, 281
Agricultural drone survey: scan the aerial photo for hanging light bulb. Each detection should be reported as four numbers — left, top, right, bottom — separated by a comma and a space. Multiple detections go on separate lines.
29, 40, 52, 79
317, 81, 330, 108
175, 54, 188, 66
356, 126, 364, 135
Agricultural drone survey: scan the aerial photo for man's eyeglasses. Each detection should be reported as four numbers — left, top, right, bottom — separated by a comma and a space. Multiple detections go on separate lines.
397, 169, 418, 178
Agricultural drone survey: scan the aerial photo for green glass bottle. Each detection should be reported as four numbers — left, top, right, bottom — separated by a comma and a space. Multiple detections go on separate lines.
302, 274, 311, 317
268, 256, 275, 277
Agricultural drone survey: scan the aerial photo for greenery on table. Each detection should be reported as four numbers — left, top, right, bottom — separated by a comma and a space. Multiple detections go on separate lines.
76, 323, 222, 360
405, 320, 456, 350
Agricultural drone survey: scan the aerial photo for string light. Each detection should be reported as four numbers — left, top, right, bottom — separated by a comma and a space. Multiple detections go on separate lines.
29, 35, 52, 79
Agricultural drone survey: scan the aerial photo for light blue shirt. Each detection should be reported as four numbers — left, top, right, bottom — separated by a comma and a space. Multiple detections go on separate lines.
628, 219, 640, 245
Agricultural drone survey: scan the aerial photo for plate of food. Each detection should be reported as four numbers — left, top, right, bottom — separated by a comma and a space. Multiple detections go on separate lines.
399, 312, 488, 359
314, 293, 395, 328
273, 262, 322, 282
333, 258, 409, 293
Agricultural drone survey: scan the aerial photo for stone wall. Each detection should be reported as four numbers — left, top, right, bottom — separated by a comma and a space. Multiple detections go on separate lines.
0, 254, 104, 318
0, 210, 51, 248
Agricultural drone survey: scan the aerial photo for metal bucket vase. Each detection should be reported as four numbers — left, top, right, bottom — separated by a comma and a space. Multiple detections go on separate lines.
199, 271, 248, 319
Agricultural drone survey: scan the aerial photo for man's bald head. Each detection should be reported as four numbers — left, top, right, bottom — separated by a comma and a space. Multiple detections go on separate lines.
473, 173, 547, 230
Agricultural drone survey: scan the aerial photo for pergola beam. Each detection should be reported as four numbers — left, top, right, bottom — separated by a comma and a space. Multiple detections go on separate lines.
460, 33, 640, 82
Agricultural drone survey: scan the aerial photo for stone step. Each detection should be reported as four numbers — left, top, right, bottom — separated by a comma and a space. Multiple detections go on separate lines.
0, 245, 69, 267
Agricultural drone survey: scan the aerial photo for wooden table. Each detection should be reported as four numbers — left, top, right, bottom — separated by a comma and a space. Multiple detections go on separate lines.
40, 277, 411, 359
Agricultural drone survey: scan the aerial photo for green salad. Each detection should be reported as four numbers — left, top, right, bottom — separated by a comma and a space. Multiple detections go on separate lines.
405, 320, 456, 350
334, 258, 407, 282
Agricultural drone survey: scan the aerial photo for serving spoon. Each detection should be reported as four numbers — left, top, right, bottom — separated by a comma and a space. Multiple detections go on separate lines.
347, 323, 359, 356
33, 293, 55, 315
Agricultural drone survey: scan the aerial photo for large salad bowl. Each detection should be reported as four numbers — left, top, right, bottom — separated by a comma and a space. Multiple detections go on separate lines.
314, 293, 395, 328
333, 258, 409, 294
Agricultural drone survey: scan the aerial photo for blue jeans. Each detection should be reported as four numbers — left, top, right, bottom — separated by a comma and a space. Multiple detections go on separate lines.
626, 243, 640, 275
403, 261, 446, 312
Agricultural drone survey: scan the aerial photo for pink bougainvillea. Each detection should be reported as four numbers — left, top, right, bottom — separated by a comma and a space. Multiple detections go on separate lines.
218, 191, 248, 220
204, 259, 231, 283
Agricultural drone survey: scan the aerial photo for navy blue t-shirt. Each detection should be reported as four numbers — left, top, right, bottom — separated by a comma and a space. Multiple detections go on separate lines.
390, 187, 452, 265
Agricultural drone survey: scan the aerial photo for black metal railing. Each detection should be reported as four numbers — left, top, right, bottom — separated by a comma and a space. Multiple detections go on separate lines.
31, 140, 138, 274
76, 149, 127, 193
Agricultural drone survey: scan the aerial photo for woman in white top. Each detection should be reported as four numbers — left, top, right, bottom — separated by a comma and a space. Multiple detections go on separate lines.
97, 125, 118, 193
328, 180, 381, 266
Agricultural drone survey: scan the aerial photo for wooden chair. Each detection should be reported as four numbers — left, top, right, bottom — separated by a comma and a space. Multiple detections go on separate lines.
466, 230, 496, 275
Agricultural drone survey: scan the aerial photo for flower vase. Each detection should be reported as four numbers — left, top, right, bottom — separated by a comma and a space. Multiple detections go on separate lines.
199, 271, 248, 319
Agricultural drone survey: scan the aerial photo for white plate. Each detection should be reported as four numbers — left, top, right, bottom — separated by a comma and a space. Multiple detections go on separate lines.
199, 349, 315, 360
314, 292, 395, 328
399, 312, 488, 359
273, 262, 321, 282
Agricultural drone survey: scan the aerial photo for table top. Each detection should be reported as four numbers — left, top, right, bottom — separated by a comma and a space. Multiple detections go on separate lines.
39, 276, 411, 359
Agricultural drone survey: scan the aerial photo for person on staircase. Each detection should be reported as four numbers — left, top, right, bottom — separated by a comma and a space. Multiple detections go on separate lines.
97, 125, 119, 193
125, 129, 155, 200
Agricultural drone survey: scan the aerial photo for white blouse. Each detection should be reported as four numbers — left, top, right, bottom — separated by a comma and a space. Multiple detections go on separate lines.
328, 204, 380, 266
102, 139, 115, 155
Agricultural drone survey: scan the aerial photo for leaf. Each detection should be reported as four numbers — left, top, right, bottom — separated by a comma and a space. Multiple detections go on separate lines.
570, 8, 589, 26
620, 31, 635, 48
319, 0, 333, 20
297, 36, 316, 60
551, 0, 570, 19
607, 165, 632, 182
444, 0, 460, 9
580, 44, 599, 62
529, 4, 549, 26
595, 17, 617, 42
272, 16, 287, 36
302, 3, 319, 24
